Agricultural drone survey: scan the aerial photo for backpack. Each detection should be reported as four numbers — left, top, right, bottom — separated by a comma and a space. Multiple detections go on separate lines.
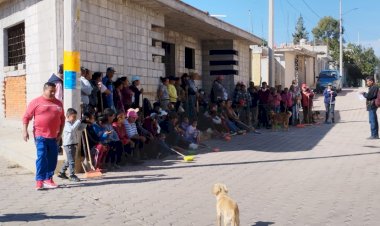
375, 90, 380, 107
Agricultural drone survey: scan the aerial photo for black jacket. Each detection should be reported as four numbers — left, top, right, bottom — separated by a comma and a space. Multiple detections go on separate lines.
363, 85, 378, 110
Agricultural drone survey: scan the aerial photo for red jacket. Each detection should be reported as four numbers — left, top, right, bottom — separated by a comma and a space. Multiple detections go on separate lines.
112, 122, 130, 145
301, 90, 314, 107
281, 92, 293, 108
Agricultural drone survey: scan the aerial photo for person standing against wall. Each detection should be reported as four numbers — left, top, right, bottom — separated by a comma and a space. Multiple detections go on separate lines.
48, 64, 64, 103
130, 75, 144, 109
102, 67, 116, 110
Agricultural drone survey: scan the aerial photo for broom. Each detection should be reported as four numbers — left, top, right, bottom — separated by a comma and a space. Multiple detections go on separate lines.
170, 148, 194, 162
82, 129, 102, 178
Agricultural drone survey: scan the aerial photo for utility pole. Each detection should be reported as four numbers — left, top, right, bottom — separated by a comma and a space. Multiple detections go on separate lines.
249, 10, 253, 33
268, 0, 275, 86
63, 0, 81, 113
339, 0, 343, 83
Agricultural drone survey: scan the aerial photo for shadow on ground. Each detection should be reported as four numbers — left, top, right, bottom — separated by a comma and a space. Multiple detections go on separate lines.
126, 151, 380, 171
0, 213, 85, 222
252, 221, 275, 226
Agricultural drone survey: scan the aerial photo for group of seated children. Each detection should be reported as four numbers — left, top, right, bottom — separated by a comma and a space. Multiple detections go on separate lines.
57, 104, 203, 182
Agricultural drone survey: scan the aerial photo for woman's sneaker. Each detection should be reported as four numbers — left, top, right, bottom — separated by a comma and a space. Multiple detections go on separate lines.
43, 178, 58, 189
57, 172, 69, 180
35, 180, 44, 190
69, 175, 80, 182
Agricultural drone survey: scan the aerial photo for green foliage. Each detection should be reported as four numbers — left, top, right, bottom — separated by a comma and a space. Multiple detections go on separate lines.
312, 16, 340, 42
292, 15, 309, 44
344, 43, 380, 82
312, 16, 341, 64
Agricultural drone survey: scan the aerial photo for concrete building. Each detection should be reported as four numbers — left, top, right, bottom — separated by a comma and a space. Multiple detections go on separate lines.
251, 41, 332, 89
0, 0, 261, 121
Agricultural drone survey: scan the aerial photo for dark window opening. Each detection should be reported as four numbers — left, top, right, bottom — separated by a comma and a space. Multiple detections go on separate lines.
209, 60, 238, 66
185, 47, 195, 69
210, 70, 238, 76
7, 22, 25, 66
209, 50, 238, 56
162, 42, 176, 76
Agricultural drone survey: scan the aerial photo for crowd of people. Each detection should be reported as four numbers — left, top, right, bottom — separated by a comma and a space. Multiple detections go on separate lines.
24, 64, 329, 190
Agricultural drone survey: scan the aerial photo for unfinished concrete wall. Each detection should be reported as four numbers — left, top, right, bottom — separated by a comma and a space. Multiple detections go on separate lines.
0, 0, 58, 120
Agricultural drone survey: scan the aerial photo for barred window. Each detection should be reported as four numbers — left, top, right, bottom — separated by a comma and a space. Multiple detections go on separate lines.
7, 22, 25, 66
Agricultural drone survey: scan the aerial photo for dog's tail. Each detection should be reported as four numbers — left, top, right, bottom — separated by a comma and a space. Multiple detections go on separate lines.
233, 205, 240, 226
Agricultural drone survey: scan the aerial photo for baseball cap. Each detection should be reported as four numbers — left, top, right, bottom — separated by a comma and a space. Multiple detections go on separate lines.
131, 75, 140, 82
107, 67, 115, 72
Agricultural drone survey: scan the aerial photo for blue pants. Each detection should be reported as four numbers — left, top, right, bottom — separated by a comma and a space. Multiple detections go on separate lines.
368, 109, 379, 138
35, 137, 59, 181
188, 95, 196, 120
325, 103, 335, 122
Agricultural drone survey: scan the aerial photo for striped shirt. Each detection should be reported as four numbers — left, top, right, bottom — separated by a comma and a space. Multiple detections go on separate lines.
124, 120, 138, 138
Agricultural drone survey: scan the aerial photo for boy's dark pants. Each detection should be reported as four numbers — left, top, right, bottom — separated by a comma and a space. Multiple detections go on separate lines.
60, 144, 77, 176
106, 141, 123, 164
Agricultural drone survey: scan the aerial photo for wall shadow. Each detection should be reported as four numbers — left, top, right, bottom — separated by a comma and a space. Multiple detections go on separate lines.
122, 151, 380, 172
0, 213, 85, 222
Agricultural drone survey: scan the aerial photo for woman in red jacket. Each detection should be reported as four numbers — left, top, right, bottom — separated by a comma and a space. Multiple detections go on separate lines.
301, 84, 314, 124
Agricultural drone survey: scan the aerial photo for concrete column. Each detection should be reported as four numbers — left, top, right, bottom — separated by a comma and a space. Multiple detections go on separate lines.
63, 0, 81, 114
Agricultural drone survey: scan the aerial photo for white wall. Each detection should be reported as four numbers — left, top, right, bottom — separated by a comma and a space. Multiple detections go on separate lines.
0, 0, 58, 119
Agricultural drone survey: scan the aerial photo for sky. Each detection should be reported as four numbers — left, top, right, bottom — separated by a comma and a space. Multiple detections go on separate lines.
182, 0, 380, 57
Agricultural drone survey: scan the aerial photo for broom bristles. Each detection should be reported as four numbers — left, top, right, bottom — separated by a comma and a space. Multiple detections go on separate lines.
84, 170, 103, 178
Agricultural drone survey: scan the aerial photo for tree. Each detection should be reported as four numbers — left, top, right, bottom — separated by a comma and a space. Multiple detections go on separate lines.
344, 43, 380, 85
292, 15, 309, 44
312, 16, 342, 65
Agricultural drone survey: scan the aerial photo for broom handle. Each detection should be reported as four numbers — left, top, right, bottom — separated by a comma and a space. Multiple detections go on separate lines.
170, 148, 185, 157
83, 129, 95, 170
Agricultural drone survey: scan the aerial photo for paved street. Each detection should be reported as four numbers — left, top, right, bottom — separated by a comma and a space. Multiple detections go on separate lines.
1, 88, 380, 226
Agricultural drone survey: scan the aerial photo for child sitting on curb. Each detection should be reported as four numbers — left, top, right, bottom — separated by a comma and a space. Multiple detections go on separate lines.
185, 120, 201, 144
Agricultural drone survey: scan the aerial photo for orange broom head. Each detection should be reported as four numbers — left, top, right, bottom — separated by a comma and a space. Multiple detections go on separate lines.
84, 170, 103, 178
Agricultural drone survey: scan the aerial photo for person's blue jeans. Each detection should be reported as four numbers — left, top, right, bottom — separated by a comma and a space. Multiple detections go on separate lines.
291, 105, 297, 125
188, 95, 196, 120
226, 119, 239, 133
35, 136, 59, 181
368, 109, 379, 138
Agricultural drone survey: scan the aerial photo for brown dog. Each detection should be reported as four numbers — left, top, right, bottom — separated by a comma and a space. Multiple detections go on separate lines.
212, 183, 240, 226
269, 111, 292, 131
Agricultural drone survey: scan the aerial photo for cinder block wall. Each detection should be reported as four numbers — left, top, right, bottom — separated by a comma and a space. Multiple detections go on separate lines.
0, 0, 58, 120
56, 0, 169, 102
201, 39, 252, 97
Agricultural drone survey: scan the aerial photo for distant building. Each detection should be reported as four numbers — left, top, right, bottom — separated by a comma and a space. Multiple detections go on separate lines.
251, 40, 332, 88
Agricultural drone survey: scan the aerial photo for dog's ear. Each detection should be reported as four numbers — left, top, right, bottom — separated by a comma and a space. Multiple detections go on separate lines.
212, 184, 221, 195
221, 184, 228, 193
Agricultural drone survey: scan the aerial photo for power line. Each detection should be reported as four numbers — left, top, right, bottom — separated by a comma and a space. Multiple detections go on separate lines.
302, 0, 321, 19
285, 0, 314, 24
